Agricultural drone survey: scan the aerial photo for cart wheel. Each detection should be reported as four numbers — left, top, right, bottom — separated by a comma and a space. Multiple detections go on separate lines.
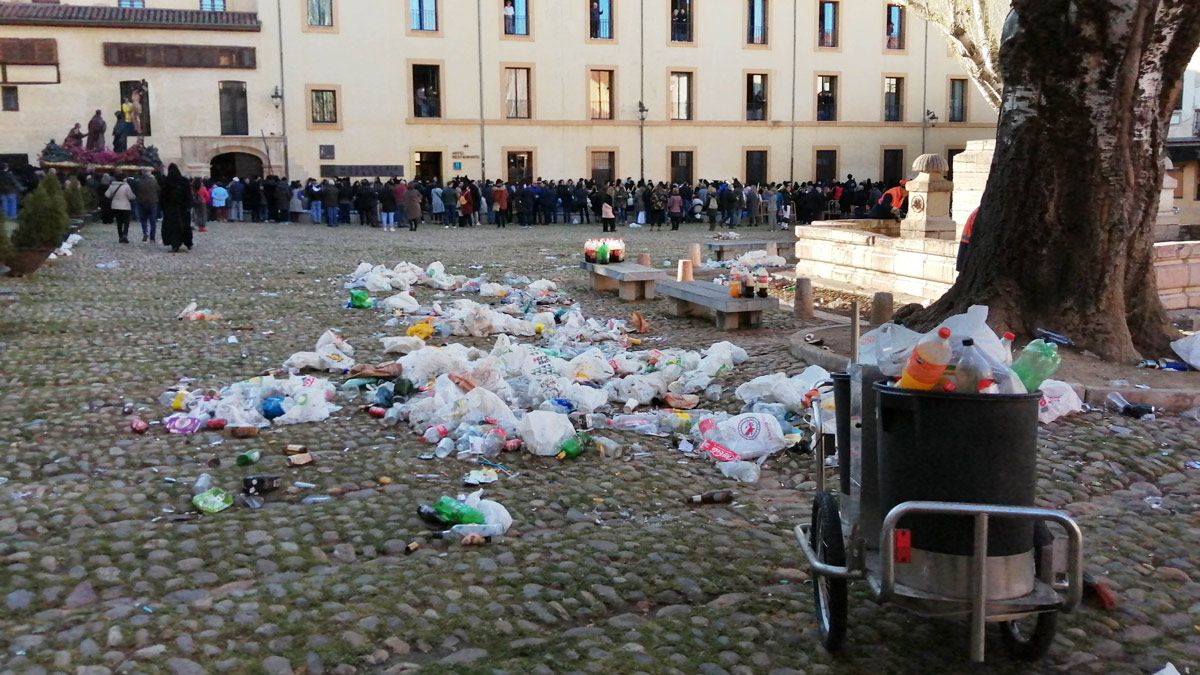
999, 611, 1058, 661
810, 491, 848, 652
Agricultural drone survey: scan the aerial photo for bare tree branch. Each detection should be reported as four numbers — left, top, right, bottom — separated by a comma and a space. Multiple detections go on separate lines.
901, 0, 1005, 110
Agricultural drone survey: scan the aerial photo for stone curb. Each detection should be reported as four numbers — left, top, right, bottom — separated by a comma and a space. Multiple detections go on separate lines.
788, 332, 1200, 413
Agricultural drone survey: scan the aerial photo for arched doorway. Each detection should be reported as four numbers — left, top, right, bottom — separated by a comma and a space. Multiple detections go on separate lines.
210, 152, 263, 182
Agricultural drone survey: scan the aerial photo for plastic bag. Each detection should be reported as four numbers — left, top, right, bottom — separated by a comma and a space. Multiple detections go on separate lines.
380, 335, 425, 354
698, 412, 786, 460
399, 347, 468, 385
1170, 332, 1200, 370
381, 292, 419, 313
479, 282, 509, 298
464, 489, 513, 533
858, 322, 922, 376
517, 410, 576, 456
937, 305, 1007, 366
362, 273, 392, 293
569, 349, 615, 383
463, 387, 518, 429
718, 460, 762, 483
283, 351, 322, 371
348, 289, 375, 309
698, 341, 749, 376
316, 329, 354, 356
606, 375, 662, 406
1038, 379, 1083, 424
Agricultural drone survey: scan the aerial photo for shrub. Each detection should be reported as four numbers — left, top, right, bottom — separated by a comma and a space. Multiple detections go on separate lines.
11, 174, 69, 249
64, 184, 85, 216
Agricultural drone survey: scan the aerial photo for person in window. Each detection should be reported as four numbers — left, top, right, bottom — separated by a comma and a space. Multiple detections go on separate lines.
817, 89, 835, 121
590, 1, 603, 38
504, 0, 516, 34
672, 6, 689, 41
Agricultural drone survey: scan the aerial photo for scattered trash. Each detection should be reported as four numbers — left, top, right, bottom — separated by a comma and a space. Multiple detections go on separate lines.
1083, 572, 1117, 611
1144, 496, 1163, 509
177, 301, 223, 321
462, 468, 499, 485
95, 260, 119, 270
684, 489, 734, 505
192, 487, 234, 514
1105, 392, 1155, 418
129, 418, 149, 434
301, 495, 332, 505
244, 476, 281, 494
1038, 380, 1083, 424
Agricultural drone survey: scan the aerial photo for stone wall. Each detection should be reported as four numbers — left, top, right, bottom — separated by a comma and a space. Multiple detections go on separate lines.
795, 224, 1200, 310
950, 139, 995, 234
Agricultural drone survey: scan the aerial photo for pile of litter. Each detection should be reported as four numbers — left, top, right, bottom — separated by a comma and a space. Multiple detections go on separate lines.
49, 233, 83, 260
156, 371, 342, 435
700, 249, 789, 270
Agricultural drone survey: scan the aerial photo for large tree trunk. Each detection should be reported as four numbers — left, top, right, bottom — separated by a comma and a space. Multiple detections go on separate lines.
908, 0, 1200, 361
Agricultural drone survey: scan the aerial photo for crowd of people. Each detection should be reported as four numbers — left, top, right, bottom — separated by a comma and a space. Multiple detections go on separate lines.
3, 162, 910, 252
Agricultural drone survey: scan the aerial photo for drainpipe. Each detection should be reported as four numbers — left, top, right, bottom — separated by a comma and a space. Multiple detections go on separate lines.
789, 0, 797, 183
638, 0, 645, 182
920, 18, 929, 155
275, 0, 289, 176
477, 0, 487, 181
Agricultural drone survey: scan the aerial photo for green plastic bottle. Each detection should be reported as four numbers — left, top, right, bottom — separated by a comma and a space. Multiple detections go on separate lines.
236, 449, 262, 466
556, 432, 592, 461
596, 241, 610, 264
433, 496, 486, 525
1010, 339, 1061, 392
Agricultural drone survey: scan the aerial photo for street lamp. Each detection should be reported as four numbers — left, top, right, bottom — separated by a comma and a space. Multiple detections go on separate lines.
270, 86, 283, 109
638, 101, 648, 182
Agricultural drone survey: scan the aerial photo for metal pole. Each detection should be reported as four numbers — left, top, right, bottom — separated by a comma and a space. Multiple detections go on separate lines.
639, 0, 645, 182
476, 0, 487, 181
789, 0, 798, 183
275, 0, 289, 177
849, 300, 861, 362
970, 513, 989, 663
920, 19, 929, 154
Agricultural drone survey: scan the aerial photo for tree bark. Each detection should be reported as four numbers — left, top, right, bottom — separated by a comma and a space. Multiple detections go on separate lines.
907, 0, 1200, 361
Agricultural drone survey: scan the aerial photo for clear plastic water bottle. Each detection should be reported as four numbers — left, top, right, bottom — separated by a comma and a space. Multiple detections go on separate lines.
434, 437, 455, 458
434, 523, 506, 538
422, 425, 448, 443
952, 338, 994, 393
191, 473, 213, 496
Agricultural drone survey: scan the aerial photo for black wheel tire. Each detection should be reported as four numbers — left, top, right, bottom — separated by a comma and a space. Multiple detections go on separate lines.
811, 491, 848, 652
1000, 611, 1057, 660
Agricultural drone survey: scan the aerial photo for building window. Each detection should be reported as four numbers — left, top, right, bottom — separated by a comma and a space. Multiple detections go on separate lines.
310, 89, 337, 124
1, 86, 17, 112
411, 0, 438, 31
815, 149, 836, 183
883, 148, 905, 187
591, 151, 615, 184
307, 0, 333, 27
818, 1, 838, 48
201, 0, 226, 11
219, 81, 248, 135
670, 150, 693, 185
507, 151, 533, 183
885, 4, 904, 49
412, 64, 441, 118
589, 69, 614, 120
118, 0, 145, 7
747, 0, 767, 45
669, 71, 692, 120
590, 0, 612, 39
746, 150, 767, 185
949, 78, 967, 122
746, 73, 767, 120
817, 75, 837, 121
505, 67, 531, 119
671, 0, 692, 42
503, 0, 529, 35
884, 76, 903, 122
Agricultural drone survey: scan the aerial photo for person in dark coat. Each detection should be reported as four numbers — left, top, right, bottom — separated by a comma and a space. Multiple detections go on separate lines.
160, 164, 194, 252
86, 110, 107, 152
273, 179, 290, 223
404, 184, 423, 231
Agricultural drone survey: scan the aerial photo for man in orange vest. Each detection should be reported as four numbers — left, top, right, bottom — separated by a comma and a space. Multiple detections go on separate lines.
880, 179, 908, 217
957, 207, 979, 272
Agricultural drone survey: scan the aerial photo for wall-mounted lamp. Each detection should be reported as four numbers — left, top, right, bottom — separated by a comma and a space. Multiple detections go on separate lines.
925, 109, 939, 125
270, 86, 284, 109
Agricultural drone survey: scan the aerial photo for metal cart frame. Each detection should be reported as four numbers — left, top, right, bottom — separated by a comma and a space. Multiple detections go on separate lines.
794, 374, 1085, 662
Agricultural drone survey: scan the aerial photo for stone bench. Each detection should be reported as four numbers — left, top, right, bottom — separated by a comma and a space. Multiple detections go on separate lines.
706, 240, 776, 262
579, 261, 668, 301
658, 280, 780, 330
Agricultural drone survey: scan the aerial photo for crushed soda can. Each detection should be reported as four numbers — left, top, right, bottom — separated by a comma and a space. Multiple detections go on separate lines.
243, 475, 282, 495
206, 419, 228, 430
129, 418, 149, 434
367, 406, 387, 418
229, 426, 259, 439
287, 452, 315, 467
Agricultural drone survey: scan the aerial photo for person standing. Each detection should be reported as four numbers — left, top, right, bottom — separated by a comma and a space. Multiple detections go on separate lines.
160, 164, 194, 252
111, 111, 133, 153
86, 110, 107, 152
492, 180, 509, 227
430, 182, 445, 224
380, 180, 397, 231
441, 182, 458, 225
210, 181, 229, 222
504, 0, 516, 33
227, 177, 245, 222
404, 182, 423, 231
457, 183, 474, 227
0, 163, 19, 220
667, 187, 683, 230
600, 194, 616, 232
132, 169, 160, 242
590, 1, 603, 38
745, 186, 761, 227
104, 174, 134, 243
321, 180, 339, 227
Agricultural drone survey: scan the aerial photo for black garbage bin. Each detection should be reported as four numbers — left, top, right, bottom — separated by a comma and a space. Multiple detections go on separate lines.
874, 382, 1040, 557
831, 373, 851, 495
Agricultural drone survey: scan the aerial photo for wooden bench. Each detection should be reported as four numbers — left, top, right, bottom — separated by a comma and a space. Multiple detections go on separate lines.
658, 280, 780, 330
706, 240, 775, 262
579, 261, 668, 301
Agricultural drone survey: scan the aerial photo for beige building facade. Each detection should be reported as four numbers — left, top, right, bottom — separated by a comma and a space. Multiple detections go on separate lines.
1167, 49, 1200, 229
1, 0, 995, 185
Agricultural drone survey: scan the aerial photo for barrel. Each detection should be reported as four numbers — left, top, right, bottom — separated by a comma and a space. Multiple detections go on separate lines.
874, 383, 1040, 557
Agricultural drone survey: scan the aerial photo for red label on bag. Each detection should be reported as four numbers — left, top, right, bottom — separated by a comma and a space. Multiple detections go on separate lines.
895, 529, 912, 564
700, 439, 738, 462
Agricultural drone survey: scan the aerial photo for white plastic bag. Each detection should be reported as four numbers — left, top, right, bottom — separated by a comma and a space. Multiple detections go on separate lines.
1170, 332, 1200, 369
316, 329, 354, 356
283, 351, 323, 371
1037, 379, 1083, 424
699, 412, 786, 460
464, 489, 513, 533
399, 347, 468, 384
859, 322, 922, 376
569, 349, 615, 383
362, 272, 392, 293
718, 460, 762, 483
698, 341, 748, 376
517, 410, 576, 456
380, 292, 419, 313
937, 305, 1006, 366
380, 335, 425, 354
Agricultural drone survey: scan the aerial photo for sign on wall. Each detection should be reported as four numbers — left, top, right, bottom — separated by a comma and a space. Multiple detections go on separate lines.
319, 164, 404, 178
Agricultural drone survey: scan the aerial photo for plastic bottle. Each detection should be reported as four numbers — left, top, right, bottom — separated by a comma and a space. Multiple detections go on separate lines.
1105, 392, 1155, 418
596, 240, 610, 264
1010, 339, 1062, 392
422, 424, 449, 443
757, 275, 770, 298
236, 449, 261, 466
729, 275, 741, 298
556, 432, 591, 460
433, 495, 486, 525
192, 473, 214, 496
999, 331, 1016, 366
301, 495, 332, 505
742, 275, 756, 298
952, 338, 995, 393
896, 327, 953, 391
610, 414, 660, 435
434, 437, 455, 459
434, 523, 506, 538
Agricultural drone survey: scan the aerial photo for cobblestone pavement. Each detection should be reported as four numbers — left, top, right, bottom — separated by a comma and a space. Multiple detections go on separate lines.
1, 221, 1197, 675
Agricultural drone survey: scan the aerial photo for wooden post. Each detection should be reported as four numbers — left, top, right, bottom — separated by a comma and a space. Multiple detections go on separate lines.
676, 259, 694, 282
688, 243, 702, 267
636, 253, 652, 267
850, 300, 861, 362
794, 277, 814, 320
870, 292, 894, 325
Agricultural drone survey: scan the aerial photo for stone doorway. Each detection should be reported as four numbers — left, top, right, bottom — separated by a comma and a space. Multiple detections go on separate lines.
210, 152, 263, 182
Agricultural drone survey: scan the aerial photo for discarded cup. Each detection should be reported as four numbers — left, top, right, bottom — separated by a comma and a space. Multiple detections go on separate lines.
287, 452, 315, 467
